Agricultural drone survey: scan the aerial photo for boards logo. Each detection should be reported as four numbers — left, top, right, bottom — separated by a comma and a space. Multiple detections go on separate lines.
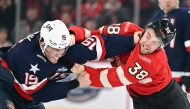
67, 87, 101, 102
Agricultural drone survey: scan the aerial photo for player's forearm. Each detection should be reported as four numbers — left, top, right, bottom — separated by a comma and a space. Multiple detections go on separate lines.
85, 66, 133, 88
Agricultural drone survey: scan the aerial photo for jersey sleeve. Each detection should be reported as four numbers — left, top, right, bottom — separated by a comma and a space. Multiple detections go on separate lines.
66, 34, 134, 64
85, 44, 163, 88
68, 26, 86, 42
69, 26, 93, 42
91, 22, 144, 35
66, 42, 98, 64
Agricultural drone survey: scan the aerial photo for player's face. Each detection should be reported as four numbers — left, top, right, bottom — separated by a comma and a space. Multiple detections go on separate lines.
159, 0, 178, 13
140, 29, 161, 54
44, 46, 65, 64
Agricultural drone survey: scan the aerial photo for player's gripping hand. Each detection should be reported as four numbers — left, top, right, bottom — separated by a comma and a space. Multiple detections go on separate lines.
77, 71, 91, 87
84, 28, 91, 38
134, 31, 142, 44
71, 63, 85, 75
70, 34, 76, 46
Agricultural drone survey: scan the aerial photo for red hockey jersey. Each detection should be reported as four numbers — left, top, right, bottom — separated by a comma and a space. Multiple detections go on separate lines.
85, 42, 172, 96
81, 23, 172, 96
69, 22, 172, 96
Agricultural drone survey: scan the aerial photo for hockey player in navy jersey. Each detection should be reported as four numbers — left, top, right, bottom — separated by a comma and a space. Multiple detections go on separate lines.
69, 19, 190, 109
150, 0, 190, 92
0, 20, 91, 109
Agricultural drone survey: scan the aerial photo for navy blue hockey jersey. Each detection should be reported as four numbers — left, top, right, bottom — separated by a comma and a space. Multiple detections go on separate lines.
1, 32, 74, 102
151, 8, 190, 75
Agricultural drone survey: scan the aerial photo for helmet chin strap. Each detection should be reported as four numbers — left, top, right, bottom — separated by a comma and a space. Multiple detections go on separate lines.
41, 44, 48, 56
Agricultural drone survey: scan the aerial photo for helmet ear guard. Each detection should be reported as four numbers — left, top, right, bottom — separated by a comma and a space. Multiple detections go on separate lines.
145, 19, 176, 47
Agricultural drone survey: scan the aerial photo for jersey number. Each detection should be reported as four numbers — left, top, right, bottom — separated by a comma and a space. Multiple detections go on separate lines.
128, 62, 149, 80
107, 26, 120, 34
81, 37, 96, 50
25, 73, 38, 85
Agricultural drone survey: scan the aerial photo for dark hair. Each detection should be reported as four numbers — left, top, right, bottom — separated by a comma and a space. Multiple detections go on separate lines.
37, 34, 44, 45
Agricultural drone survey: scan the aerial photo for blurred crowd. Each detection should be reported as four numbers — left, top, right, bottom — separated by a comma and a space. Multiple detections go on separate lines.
0, 0, 189, 46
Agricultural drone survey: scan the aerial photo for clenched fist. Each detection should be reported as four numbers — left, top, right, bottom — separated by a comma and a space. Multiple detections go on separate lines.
70, 34, 76, 46
71, 63, 85, 75
77, 71, 91, 87
84, 29, 91, 38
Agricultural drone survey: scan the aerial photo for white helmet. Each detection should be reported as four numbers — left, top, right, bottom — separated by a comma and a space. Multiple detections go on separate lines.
40, 20, 70, 54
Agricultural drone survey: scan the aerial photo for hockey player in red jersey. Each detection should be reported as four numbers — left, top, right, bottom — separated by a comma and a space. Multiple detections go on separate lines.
71, 19, 190, 109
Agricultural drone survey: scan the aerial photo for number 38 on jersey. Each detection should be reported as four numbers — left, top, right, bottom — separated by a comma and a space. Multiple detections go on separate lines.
128, 62, 149, 80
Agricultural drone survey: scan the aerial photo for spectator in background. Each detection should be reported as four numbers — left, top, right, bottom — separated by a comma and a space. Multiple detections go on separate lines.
81, 0, 103, 27
180, 0, 190, 7
139, 0, 158, 27
11, 5, 44, 43
119, 0, 134, 19
53, 0, 75, 22
0, 27, 12, 47
150, 0, 190, 93
20, 0, 52, 21
0, 0, 15, 43
84, 18, 98, 30
60, 12, 74, 28
99, 0, 131, 27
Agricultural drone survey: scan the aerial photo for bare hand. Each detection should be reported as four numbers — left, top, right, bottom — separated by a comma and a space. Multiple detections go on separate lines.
134, 31, 142, 44
77, 71, 91, 87
84, 29, 91, 38
71, 63, 85, 75
70, 34, 76, 46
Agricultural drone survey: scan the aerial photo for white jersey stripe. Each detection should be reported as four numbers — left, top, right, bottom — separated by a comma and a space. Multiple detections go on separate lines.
91, 35, 103, 61
116, 66, 132, 85
14, 78, 48, 100
23, 79, 47, 93
100, 69, 112, 87
184, 40, 190, 47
